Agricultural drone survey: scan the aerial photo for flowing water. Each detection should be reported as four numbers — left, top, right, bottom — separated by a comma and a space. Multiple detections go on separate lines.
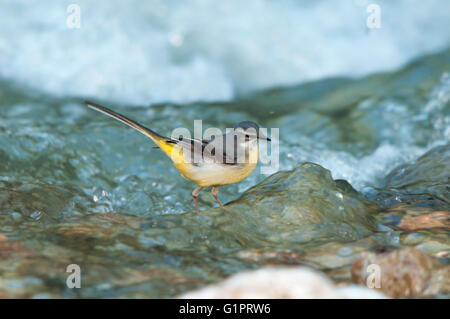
0, 1, 449, 298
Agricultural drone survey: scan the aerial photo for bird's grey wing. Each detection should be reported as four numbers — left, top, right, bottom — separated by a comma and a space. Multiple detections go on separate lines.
168, 134, 238, 165
166, 137, 208, 164
202, 133, 239, 165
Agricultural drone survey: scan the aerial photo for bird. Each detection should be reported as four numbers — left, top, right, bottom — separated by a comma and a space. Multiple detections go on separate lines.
83, 101, 271, 212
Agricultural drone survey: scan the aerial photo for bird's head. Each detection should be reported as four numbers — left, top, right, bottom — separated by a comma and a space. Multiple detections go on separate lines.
233, 121, 271, 143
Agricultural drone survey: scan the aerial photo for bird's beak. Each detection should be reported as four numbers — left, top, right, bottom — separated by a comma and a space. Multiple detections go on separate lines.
258, 132, 271, 141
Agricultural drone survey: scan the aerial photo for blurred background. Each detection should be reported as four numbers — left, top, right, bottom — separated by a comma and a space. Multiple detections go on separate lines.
0, 0, 449, 298
1, 0, 449, 104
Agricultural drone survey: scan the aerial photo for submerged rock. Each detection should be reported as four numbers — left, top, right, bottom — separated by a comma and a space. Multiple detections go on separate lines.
376, 143, 450, 211
0, 234, 34, 259
372, 144, 450, 265
398, 211, 450, 231
222, 162, 378, 244
351, 247, 450, 298
237, 250, 304, 266
180, 266, 386, 299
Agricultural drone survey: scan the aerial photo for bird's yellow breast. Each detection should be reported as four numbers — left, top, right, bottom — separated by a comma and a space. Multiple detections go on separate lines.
170, 145, 259, 187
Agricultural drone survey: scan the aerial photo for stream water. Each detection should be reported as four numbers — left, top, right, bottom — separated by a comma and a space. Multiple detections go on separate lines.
0, 0, 449, 298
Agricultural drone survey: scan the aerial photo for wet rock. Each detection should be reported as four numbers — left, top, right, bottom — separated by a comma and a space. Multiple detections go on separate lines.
49, 212, 141, 238
0, 277, 47, 299
111, 268, 205, 288
130, 162, 378, 255
0, 236, 34, 259
376, 143, 450, 210
223, 162, 378, 244
398, 211, 450, 231
413, 232, 450, 259
0, 180, 77, 220
300, 242, 365, 270
351, 247, 450, 298
237, 250, 304, 265
180, 267, 386, 299
379, 203, 450, 259
46, 213, 142, 251
237, 228, 401, 285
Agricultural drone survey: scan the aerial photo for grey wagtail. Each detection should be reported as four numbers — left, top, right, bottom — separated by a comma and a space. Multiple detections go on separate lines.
83, 101, 271, 212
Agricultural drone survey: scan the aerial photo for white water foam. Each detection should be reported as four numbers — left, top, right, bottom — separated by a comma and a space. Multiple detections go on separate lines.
286, 73, 450, 190
1, 0, 449, 105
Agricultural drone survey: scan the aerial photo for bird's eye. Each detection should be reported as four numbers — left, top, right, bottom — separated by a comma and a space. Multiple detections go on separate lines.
245, 135, 250, 141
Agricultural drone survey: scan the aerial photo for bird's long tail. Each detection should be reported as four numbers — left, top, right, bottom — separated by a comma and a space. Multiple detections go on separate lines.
83, 101, 177, 156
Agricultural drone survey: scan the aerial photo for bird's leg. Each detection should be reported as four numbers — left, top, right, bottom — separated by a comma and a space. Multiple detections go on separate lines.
192, 186, 203, 213
211, 187, 223, 207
